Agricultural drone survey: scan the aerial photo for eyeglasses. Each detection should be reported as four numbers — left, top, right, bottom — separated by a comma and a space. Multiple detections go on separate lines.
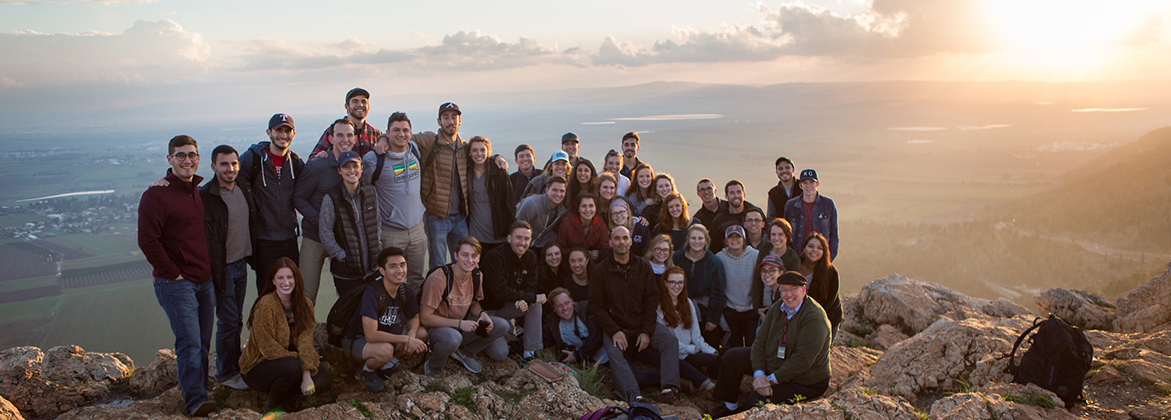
761, 268, 780, 275
170, 152, 199, 161
666, 280, 685, 286
745, 219, 764, 224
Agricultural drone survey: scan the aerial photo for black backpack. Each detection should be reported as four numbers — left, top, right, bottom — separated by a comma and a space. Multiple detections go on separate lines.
325, 278, 405, 347
1007, 314, 1094, 408
422, 264, 482, 317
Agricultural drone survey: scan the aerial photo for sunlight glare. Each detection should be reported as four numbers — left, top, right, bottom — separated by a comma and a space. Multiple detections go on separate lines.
986, 0, 1155, 49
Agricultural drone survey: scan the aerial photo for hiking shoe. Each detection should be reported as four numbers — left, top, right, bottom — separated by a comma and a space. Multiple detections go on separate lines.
700, 378, 716, 392
659, 388, 678, 405
190, 400, 217, 417
424, 359, 443, 378
356, 369, 384, 393
219, 373, 249, 390
450, 349, 483, 373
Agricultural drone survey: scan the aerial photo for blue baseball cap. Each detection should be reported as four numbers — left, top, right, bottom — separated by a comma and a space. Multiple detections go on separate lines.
551, 150, 570, 163
337, 151, 361, 168
799, 169, 818, 182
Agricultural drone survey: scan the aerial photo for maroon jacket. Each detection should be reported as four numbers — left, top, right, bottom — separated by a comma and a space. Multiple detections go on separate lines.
138, 169, 212, 282
556, 214, 610, 252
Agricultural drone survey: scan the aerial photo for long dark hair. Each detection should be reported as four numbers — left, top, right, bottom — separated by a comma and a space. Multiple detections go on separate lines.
658, 267, 692, 329
626, 162, 654, 203
801, 232, 833, 299
248, 257, 315, 335
538, 244, 569, 293
567, 159, 598, 210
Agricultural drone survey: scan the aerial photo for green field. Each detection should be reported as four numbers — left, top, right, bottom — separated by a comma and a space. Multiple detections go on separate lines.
47, 234, 139, 258
0, 275, 57, 294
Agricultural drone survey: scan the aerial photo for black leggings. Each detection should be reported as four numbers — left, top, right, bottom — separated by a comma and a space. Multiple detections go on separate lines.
713, 347, 828, 406
723, 308, 759, 349
243, 357, 328, 409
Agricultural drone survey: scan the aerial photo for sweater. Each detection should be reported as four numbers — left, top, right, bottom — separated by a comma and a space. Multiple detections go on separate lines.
557, 214, 610, 252
749, 243, 802, 310
657, 298, 718, 359
239, 293, 319, 376
515, 193, 568, 248
292, 151, 342, 243
361, 145, 425, 231
751, 296, 831, 386
138, 170, 211, 282
671, 249, 726, 325
716, 246, 759, 311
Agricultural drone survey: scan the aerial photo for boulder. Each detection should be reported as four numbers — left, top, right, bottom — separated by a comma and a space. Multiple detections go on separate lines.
41, 345, 133, 386
0, 396, 23, 420
730, 387, 920, 420
929, 383, 1079, 420
839, 294, 876, 338
1134, 329, 1171, 356
864, 316, 1031, 402
1114, 262, 1171, 333
129, 349, 178, 395
0, 345, 137, 418
857, 274, 1021, 337
827, 347, 882, 394
1034, 288, 1115, 331
982, 298, 1034, 319
864, 324, 908, 351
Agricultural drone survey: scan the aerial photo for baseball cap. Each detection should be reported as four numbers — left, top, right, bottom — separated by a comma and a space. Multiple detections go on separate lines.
268, 113, 294, 131
438, 102, 461, 117
561, 132, 579, 144
337, 151, 361, 168
758, 255, 784, 269
777, 271, 807, 286
551, 150, 570, 163
346, 87, 370, 102
725, 225, 745, 239
799, 169, 818, 182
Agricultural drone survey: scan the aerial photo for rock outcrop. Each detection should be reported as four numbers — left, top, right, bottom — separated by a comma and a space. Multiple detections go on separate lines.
851, 274, 1033, 338
129, 349, 178, 394
0, 396, 24, 420
1034, 288, 1116, 331
1114, 262, 1171, 333
0, 345, 133, 419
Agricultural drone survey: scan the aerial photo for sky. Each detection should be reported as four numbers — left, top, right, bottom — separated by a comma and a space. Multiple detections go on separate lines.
1, 0, 1170, 127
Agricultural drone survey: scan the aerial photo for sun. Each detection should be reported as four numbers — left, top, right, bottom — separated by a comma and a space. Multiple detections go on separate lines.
985, 0, 1159, 50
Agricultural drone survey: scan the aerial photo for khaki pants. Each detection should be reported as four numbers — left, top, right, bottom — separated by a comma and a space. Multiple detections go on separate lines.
299, 238, 329, 305
381, 221, 428, 292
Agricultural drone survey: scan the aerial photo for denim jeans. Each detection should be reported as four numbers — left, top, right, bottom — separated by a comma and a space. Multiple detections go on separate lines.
215, 259, 248, 381
154, 277, 215, 415
424, 212, 468, 270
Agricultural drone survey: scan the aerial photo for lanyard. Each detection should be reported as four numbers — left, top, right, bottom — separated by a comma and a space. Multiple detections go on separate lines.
779, 314, 790, 346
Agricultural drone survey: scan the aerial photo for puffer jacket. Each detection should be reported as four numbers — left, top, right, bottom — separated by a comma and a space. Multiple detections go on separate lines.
414, 131, 469, 218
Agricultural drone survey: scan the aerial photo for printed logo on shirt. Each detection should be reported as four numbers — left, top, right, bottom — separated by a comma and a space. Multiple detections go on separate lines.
394, 159, 421, 183
379, 306, 401, 327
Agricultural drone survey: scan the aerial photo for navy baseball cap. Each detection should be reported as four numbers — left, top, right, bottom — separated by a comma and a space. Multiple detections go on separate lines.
562, 132, 579, 144
268, 113, 294, 130
438, 102, 461, 117
346, 87, 370, 102
337, 151, 362, 168
799, 169, 818, 182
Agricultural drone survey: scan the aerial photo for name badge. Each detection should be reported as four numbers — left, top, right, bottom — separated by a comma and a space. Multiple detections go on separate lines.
776, 345, 787, 359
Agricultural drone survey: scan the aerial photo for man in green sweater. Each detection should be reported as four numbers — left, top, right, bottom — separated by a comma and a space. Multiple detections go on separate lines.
706, 271, 831, 418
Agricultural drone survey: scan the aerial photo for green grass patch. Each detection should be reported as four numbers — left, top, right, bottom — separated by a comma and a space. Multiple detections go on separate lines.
849, 338, 870, 348
863, 387, 876, 396
494, 388, 536, 404
62, 251, 144, 270
570, 363, 609, 400
424, 381, 447, 393
1002, 393, 1055, 409
45, 234, 139, 258
0, 275, 58, 294
450, 387, 476, 410
348, 399, 372, 418
831, 402, 853, 419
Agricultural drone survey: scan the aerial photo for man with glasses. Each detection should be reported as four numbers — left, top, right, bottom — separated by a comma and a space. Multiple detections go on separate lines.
692, 179, 725, 229
239, 113, 305, 292
294, 118, 358, 304
742, 209, 767, 249
139, 135, 217, 417
706, 271, 832, 418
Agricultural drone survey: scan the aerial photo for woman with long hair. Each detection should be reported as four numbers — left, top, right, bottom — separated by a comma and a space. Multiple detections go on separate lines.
562, 248, 592, 302
595, 172, 619, 221
537, 243, 568, 295
643, 234, 676, 277
653, 192, 698, 250
657, 267, 720, 392
607, 197, 648, 257
671, 224, 727, 351
750, 219, 801, 314
239, 258, 328, 411
601, 149, 631, 196
641, 173, 677, 233
557, 192, 610, 259
797, 232, 843, 341
625, 162, 654, 215
566, 159, 599, 211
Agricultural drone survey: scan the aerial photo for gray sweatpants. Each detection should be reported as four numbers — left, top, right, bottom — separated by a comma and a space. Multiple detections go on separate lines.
489, 303, 543, 352
427, 315, 510, 369
602, 323, 680, 401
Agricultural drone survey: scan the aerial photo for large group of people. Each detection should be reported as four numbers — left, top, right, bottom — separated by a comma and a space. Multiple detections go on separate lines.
137, 87, 842, 418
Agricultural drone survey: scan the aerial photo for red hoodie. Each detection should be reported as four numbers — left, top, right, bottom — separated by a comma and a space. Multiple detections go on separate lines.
138, 169, 211, 282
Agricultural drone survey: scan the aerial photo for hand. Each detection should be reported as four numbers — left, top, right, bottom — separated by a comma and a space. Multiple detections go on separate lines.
636, 217, 649, 227
301, 371, 315, 395
150, 178, 169, 188
405, 336, 428, 353
752, 375, 772, 397
314, 150, 328, 160
561, 349, 577, 364
758, 308, 768, 318
515, 300, 529, 311
535, 294, 547, 304
704, 322, 718, 332
612, 331, 628, 351
458, 319, 476, 332
493, 155, 509, 170
479, 312, 494, 333
636, 333, 650, 352
644, 198, 655, 206
374, 135, 389, 155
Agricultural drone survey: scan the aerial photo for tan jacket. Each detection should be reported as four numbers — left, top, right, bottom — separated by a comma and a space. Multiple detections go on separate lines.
239, 293, 319, 376
414, 131, 469, 217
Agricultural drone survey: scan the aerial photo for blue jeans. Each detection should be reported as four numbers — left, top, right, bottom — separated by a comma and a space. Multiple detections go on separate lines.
215, 259, 248, 381
424, 212, 468, 270
154, 277, 216, 415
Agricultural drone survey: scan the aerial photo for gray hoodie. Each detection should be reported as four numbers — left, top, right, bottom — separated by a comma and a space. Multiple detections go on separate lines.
362, 143, 425, 231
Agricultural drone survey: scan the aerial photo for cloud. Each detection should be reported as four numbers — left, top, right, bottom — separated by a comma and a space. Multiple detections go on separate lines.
594, 24, 790, 66
0, 19, 209, 84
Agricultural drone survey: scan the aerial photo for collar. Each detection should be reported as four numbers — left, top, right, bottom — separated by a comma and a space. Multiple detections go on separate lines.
780, 297, 804, 319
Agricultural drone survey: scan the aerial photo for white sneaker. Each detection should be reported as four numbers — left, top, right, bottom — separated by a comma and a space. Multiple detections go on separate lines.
219, 373, 249, 390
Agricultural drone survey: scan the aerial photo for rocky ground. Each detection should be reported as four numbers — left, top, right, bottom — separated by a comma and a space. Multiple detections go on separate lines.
3, 263, 1171, 420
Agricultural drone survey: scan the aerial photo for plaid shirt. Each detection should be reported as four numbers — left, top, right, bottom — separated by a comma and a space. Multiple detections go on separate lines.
308, 120, 383, 161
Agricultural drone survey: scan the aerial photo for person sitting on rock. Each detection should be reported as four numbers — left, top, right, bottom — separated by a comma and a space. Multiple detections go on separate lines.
238, 258, 328, 412
544, 287, 661, 387
341, 247, 429, 393
419, 236, 510, 378
706, 271, 831, 418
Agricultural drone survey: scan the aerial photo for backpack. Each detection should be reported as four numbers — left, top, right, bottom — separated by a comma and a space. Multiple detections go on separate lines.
371, 142, 423, 184
325, 278, 406, 347
578, 402, 664, 420
1007, 314, 1094, 408
422, 264, 482, 317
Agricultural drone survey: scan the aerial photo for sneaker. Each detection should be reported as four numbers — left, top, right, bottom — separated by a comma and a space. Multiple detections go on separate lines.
659, 388, 678, 405
521, 350, 535, 361
356, 369, 385, 393
450, 349, 483, 373
219, 373, 249, 390
700, 379, 716, 392
424, 359, 443, 378
190, 400, 217, 417
706, 404, 741, 419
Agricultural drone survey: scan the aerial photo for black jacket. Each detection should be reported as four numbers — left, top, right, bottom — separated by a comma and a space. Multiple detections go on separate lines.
767, 181, 801, 220
589, 254, 659, 337
238, 142, 303, 241
465, 160, 516, 241
543, 300, 603, 363
709, 200, 763, 252
199, 176, 258, 294
480, 244, 539, 310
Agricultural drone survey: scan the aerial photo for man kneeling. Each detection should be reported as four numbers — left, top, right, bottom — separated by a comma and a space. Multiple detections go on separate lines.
343, 247, 429, 392
707, 271, 832, 418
